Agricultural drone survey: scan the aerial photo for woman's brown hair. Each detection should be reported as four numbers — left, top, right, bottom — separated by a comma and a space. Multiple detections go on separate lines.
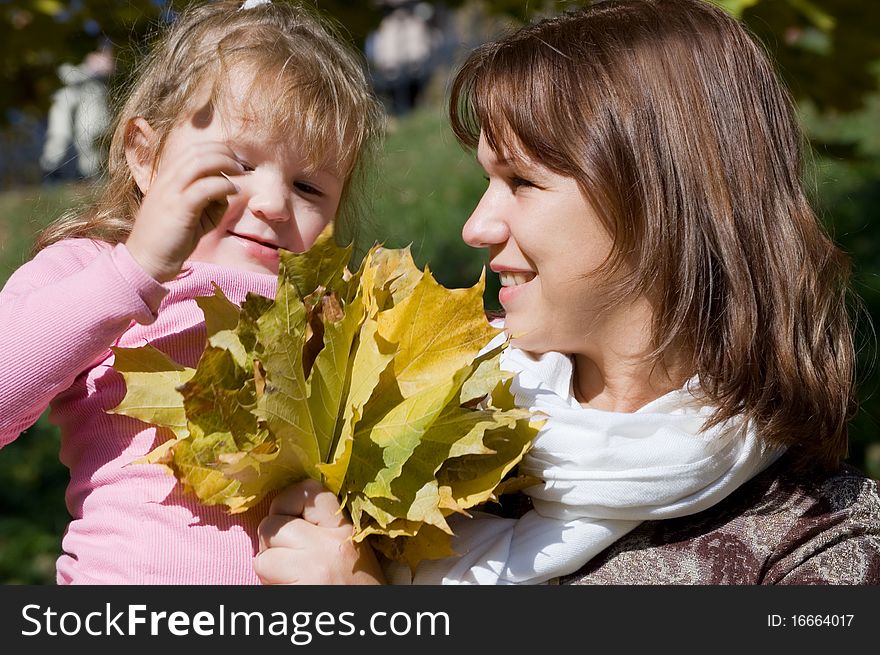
34, 0, 383, 253
450, 0, 856, 468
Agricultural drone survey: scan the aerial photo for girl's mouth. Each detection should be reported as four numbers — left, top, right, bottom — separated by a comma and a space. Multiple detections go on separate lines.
228, 231, 282, 262
228, 231, 280, 250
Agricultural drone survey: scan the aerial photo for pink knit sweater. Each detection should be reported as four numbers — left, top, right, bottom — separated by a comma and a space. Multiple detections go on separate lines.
0, 238, 278, 584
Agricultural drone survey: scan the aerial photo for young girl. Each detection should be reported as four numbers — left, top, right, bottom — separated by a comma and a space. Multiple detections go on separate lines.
0, 0, 383, 584
254, 0, 880, 585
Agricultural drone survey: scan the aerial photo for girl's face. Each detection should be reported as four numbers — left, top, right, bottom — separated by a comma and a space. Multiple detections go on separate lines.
154, 73, 345, 275
463, 133, 620, 356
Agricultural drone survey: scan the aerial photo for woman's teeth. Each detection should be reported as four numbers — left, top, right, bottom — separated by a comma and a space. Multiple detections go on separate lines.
499, 272, 536, 287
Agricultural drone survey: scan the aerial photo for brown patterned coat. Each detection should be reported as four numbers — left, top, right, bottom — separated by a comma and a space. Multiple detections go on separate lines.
558, 455, 880, 584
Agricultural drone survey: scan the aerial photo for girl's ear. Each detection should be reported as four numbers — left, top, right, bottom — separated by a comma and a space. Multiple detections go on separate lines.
124, 117, 157, 194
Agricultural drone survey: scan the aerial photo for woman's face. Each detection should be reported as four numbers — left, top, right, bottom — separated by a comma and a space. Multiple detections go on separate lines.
463, 132, 618, 356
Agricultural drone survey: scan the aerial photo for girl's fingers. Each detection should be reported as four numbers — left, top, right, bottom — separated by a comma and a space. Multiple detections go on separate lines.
184, 175, 237, 231
185, 174, 238, 203
253, 547, 302, 585
268, 479, 349, 529
158, 142, 243, 190
198, 204, 223, 237
125, 143, 240, 282
257, 514, 311, 551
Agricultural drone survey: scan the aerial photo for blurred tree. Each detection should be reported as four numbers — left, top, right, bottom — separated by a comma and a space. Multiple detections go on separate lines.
734, 0, 880, 114
473, 0, 880, 115
3, 1, 877, 120
314, 0, 383, 44
0, 0, 168, 121
0, 0, 387, 124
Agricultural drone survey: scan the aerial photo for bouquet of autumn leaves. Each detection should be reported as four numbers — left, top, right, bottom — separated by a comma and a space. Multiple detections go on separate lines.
108, 227, 541, 570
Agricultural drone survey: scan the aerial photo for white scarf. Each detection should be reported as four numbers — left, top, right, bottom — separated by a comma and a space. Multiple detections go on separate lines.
387, 343, 782, 585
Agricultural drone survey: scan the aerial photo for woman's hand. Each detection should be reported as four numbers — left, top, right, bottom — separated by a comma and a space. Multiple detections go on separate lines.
254, 479, 387, 585
125, 141, 242, 282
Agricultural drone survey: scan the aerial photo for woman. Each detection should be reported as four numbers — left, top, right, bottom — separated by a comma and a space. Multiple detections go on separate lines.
253, 0, 880, 584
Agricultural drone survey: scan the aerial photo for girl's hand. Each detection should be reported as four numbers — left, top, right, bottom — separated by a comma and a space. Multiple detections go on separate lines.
254, 479, 386, 585
125, 141, 242, 282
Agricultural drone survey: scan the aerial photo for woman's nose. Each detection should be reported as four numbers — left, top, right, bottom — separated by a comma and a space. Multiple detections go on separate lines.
462, 190, 508, 248
247, 171, 290, 222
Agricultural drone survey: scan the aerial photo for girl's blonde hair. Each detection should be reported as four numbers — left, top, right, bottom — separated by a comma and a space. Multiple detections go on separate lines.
450, 0, 856, 469
34, 0, 383, 252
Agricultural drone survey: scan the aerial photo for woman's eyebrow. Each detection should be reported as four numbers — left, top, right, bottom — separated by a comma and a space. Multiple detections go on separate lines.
477, 150, 517, 170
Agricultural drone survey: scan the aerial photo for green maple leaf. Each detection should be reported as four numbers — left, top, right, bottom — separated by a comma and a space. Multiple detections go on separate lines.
439, 417, 539, 509
107, 344, 195, 438
252, 277, 321, 478
280, 227, 352, 298
377, 267, 500, 398
306, 288, 365, 463
195, 283, 241, 339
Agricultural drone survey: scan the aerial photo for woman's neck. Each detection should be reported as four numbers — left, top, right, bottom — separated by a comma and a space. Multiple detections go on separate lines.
569, 297, 691, 413
572, 353, 688, 412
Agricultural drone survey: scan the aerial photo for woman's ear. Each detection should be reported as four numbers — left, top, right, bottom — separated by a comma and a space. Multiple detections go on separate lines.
124, 117, 157, 194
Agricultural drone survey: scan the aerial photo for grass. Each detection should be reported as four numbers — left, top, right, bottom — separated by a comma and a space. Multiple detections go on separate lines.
0, 182, 97, 284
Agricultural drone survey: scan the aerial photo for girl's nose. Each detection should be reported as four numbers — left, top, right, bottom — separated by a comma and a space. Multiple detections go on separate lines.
462, 190, 509, 248
247, 171, 290, 222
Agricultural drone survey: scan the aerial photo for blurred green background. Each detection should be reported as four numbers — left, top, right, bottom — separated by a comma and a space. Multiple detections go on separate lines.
1, 0, 879, 583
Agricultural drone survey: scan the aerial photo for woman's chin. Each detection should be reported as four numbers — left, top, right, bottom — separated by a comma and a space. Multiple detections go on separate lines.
504, 322, 548, 354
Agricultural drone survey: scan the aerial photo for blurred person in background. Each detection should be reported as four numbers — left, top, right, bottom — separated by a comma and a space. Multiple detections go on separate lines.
40, 41, 114, 182
367, 0, 440, 116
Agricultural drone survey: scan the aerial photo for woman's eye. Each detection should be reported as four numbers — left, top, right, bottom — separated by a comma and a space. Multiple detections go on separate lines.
294, 181, 324, 197
484, 175, 534, 191
236, 159, 254, 173
510, 176, 534, 189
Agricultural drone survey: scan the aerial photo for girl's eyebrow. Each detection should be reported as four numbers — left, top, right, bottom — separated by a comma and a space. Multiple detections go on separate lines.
224, 132, 251, 151
218, 131, 258, 151
222, 131, 344, 182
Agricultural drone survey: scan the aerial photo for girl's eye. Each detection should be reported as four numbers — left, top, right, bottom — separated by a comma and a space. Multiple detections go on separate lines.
294, 181, 324, 197
237, 160, 254, 173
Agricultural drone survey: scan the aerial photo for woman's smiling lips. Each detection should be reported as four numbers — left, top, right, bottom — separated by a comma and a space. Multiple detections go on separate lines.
492, 264, 537, 306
